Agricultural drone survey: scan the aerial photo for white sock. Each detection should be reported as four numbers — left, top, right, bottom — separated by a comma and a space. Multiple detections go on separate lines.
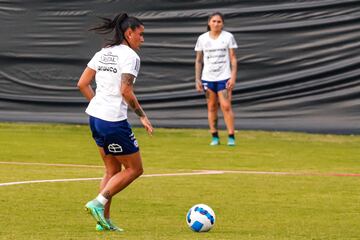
96, 194, 108, 206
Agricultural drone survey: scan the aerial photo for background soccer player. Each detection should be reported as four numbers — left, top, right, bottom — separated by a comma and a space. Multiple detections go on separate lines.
195, 12, 238, 146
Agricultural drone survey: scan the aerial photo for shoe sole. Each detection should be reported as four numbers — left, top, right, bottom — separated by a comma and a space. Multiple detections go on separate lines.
96, 223, 124, 232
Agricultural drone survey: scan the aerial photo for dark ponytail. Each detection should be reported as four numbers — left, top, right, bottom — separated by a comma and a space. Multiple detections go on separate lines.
89, 13, 143, 47
207, 12, 224, 31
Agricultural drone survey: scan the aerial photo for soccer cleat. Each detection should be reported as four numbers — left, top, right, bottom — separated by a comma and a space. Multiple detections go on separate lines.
107, 219, 124, 232
96, 223, 104, 231
96, 220, 124, 232
85, 200, 110, 230
210, 137, 220, 146
227, 137, 235, 146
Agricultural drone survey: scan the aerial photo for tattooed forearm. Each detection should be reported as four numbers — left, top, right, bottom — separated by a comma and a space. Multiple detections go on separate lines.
134, 108, 145, 117
121, 73, 146, 118
128, 99, 137, 109
127, 99, 145, 117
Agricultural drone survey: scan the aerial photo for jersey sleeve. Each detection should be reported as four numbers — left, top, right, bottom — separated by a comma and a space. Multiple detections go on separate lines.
229, 33, 238, 49
122, 52, 140, 77
194, 36, 203, 51
87, 51, 99, 70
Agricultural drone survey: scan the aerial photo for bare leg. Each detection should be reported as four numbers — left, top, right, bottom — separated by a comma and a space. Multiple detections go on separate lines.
205, 89, 219, 134
218, 89, 234, 135
98, 147, 122, 219
100, 151, 143, 198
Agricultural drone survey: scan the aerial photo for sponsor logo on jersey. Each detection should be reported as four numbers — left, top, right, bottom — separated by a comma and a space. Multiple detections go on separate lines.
98, 66, 118, 73
99, 52, 118, 65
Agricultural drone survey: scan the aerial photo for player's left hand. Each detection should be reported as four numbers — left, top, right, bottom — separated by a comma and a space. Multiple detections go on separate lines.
226, 79, 235, 90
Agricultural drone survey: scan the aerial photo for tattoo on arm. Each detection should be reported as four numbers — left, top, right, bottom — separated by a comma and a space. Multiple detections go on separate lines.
121, 73, 134, 86
128, 99, 137, 110
121, 73, 146, 118
134, 108, 145, 117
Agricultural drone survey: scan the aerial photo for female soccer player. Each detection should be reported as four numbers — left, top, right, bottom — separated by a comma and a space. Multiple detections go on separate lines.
195, 12, 238, 146
77, 13, 153, 231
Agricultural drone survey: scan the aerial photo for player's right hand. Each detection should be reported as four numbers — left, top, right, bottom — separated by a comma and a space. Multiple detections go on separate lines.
195, 81, 203, 92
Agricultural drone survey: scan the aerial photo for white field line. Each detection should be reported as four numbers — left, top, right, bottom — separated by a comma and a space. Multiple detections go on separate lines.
0, 161, 103, 168
0, 161, 359, 187
0, 170, 224, 187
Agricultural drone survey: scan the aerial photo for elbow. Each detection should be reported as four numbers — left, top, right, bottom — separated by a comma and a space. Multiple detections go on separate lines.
121, 89, 130, 99
77, 82, 84, 90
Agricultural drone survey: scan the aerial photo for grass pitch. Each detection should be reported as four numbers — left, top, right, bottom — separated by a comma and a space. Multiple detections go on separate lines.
0, 122, 359, 239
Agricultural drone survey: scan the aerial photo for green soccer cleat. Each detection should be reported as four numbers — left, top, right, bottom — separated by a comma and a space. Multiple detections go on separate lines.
96, 223, 104, 231
96, 219, 124, 232
107, 219, 124, 232
227, 137, 235, 146
210, 137, 220, 146
85, 200, 110, 230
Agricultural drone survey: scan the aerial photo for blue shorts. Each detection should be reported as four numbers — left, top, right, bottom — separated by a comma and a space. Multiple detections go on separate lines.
202, 79, 229, 93
89, 116, 139, 155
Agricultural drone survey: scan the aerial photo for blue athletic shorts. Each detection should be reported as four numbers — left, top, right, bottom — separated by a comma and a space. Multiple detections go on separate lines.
201, 79, 229, 93
89, 116, 139, 155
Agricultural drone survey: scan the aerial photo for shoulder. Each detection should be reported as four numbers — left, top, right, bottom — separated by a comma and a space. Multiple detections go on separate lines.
197, 32, 209, 41
221, 31, 234, 38
112, 45, 140, 62
120, 45, 140, 59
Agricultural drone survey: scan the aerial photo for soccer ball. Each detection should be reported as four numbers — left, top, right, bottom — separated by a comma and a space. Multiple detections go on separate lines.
186, 204, 216, 232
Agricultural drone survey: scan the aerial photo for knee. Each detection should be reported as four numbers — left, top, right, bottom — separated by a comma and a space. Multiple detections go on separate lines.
136, 166, 144, 177
104, 169, 119, 178
130, 166, 143, 179
221, 104, 231, 113
208, 104, 218, 113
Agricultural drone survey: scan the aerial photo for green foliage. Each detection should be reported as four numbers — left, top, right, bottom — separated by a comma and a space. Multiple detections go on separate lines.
0, 122, 359, 239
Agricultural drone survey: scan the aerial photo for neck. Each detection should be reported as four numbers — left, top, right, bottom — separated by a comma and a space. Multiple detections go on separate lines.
209, 30, 221, 38
122, 39, 132, 49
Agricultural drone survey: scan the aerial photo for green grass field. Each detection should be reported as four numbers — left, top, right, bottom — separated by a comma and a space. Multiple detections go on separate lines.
0, 122, 359, 240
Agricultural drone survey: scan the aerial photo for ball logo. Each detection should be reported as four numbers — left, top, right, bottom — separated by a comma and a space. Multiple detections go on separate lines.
108, 143, 123, 153
186, 204, 215, 232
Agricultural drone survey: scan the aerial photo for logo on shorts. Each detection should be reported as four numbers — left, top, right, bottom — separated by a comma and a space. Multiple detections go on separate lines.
108, 143, 123, 153
133, 140, 139, 148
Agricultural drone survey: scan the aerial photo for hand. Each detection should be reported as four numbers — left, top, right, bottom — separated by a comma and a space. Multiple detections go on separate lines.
226, 79, 235, 91
195, 80, 203, 92
140, 116, 153, 136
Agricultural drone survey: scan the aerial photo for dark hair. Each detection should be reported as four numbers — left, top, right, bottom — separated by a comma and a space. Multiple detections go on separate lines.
89, 13, 143, 47
207, 12, 224, 31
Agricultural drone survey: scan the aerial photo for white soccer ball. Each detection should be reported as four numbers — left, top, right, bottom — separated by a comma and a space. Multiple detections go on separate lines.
186, 204, 216, 232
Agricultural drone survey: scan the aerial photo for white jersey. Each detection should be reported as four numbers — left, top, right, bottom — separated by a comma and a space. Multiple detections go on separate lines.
86, 44, 140, 122
195, 31, 237, 82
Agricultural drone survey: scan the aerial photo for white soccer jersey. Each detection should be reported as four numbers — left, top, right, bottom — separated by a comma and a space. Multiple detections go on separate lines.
85, 44, 140, 122
195, 31, 238, 81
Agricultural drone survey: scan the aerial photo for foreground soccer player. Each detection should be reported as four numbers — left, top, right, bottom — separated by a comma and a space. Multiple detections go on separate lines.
77, 13, 153, 231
